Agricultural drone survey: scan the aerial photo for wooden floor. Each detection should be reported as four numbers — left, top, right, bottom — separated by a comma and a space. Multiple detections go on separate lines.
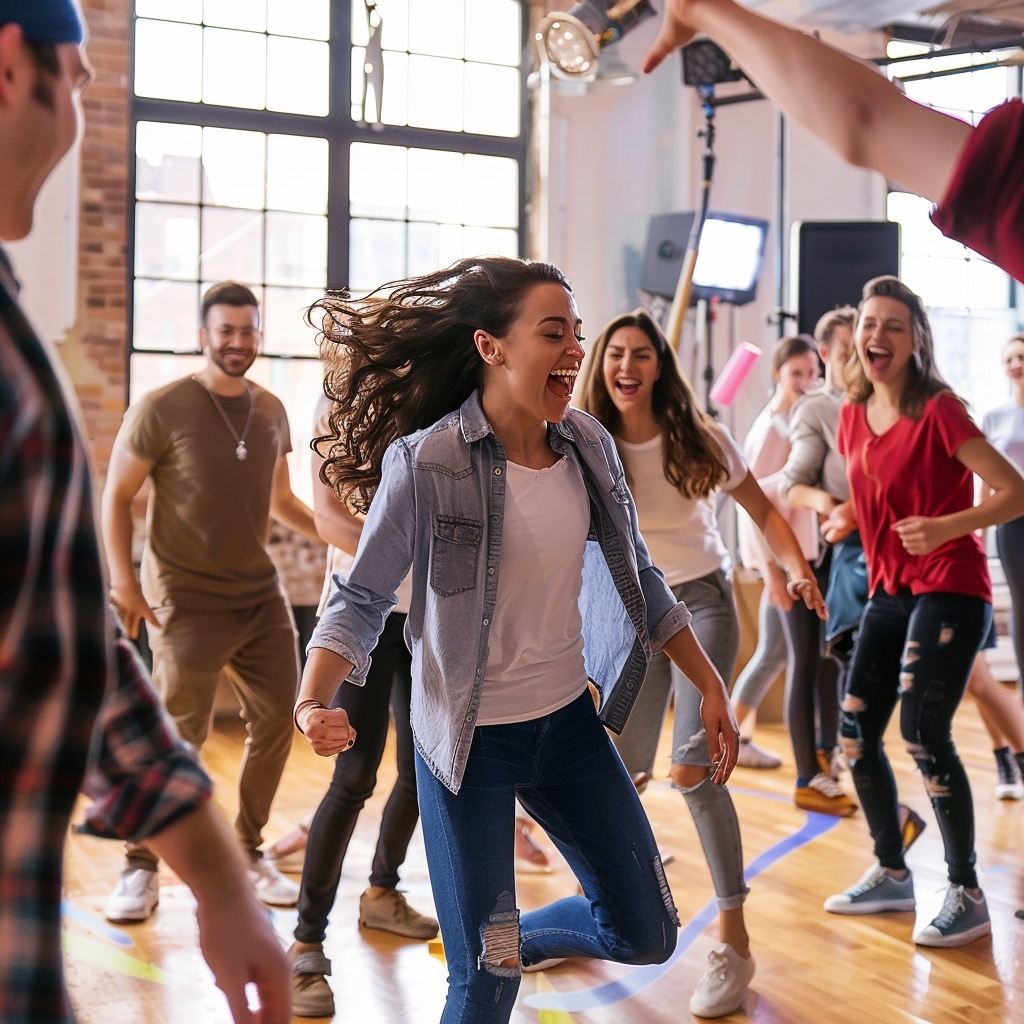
63, 678, 1024, 1023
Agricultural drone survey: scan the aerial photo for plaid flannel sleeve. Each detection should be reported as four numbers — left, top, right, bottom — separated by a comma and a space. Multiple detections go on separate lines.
79, 634, 212, 840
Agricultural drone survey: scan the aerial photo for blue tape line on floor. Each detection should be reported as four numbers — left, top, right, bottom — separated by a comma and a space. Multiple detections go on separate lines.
524, 811, 839, 1012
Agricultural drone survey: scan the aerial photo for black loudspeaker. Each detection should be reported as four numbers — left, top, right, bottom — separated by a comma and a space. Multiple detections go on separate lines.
792, 221, 900, 337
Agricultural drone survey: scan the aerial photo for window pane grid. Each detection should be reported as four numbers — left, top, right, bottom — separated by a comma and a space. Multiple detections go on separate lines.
132, 0, 524, 363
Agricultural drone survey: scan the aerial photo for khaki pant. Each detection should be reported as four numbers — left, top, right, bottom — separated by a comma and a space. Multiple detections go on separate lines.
127, 594, 298, 865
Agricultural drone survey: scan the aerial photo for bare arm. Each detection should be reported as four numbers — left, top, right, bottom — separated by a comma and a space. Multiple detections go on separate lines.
786, 482, 838, 519
892, 437, 1024, 555
311, 447, 363, 556
644, 0, 973, 202
660, 625, 739, 784
101, 440, 159, 638
731, 471, 827, 619
147, 803, 291, 1024
269, 454, 319, 542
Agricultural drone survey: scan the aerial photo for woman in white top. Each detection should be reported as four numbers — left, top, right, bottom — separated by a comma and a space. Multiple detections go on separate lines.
576, 309, 825, 1019
978, 334, 1024, 797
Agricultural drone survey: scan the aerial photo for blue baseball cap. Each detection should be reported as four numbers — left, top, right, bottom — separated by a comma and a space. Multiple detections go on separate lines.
0, 0, 84, 44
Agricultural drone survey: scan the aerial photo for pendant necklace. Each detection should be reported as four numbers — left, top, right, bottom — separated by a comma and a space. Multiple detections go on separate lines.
195, 376, 254, 461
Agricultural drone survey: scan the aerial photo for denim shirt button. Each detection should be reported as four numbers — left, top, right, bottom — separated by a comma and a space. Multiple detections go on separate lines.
483, 618, 489, 626
494, 467, 502, 476
488, 567, 495, 575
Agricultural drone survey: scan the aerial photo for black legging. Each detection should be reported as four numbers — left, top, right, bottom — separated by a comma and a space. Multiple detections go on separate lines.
996, 515, 1024, 696
781, 553, 839, 784
294, 611, 418, 944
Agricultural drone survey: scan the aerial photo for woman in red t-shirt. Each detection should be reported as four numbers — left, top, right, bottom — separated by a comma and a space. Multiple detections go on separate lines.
824, 276, 1024, 948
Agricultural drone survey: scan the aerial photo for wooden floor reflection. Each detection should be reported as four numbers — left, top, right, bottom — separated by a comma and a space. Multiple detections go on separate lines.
64, 685, 1024, 1023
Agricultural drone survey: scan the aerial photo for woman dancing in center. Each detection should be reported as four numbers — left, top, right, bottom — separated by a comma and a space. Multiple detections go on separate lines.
293, 256, 740, 1024
575, 308, 825, 1017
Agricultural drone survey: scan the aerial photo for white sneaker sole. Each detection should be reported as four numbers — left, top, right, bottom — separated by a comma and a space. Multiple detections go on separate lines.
914, 919, 991, 947
823, 895, 915, 915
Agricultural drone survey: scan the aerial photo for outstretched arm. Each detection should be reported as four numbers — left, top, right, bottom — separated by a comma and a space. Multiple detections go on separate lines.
147, 805, 291, 1024
731, 471, 827, 619
643, 0, 973, 202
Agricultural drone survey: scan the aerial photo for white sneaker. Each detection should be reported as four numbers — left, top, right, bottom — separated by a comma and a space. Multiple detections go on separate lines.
104, 866, 159, 922
689, 943, 756, 1017
994, 747, 1024, 800
249, 856, 300, 906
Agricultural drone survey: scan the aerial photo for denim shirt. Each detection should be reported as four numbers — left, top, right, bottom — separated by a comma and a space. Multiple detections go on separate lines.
311, 390, 690, 793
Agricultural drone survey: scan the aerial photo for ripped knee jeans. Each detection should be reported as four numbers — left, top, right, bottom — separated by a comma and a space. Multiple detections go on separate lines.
414, 691, 678, 1024
840, 589, 989, 884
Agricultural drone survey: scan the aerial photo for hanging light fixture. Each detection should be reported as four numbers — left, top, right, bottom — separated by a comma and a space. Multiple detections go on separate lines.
535, 0, 657, 82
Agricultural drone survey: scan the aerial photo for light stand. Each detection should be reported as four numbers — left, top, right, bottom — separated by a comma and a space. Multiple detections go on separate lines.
665, 84, 715, 353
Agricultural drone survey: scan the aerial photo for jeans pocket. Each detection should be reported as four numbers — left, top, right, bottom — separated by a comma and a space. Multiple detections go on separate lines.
430, 515, 482, 596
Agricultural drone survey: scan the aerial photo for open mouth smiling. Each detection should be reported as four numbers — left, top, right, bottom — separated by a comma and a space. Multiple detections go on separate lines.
548, 367, 579, 399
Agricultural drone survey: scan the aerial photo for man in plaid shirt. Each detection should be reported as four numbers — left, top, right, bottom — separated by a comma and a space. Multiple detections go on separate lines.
0, 2, 290, 1021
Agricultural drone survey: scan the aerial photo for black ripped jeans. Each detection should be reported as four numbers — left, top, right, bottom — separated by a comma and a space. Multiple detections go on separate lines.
842, 589, 990, 887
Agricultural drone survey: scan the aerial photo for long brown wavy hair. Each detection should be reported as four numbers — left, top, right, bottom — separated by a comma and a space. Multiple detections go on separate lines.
575, 308, 728, 499
309, 256, 571, 512
844, 275, 952, 420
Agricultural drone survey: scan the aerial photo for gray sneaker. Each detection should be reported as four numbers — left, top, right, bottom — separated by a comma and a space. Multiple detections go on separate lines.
915, 885, 991, 947
824, 863, 915, 915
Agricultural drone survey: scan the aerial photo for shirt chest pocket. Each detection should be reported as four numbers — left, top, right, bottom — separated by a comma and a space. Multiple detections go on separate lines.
430, 516, 482, 597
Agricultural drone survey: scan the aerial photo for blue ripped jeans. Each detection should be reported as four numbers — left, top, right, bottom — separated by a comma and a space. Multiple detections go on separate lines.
415, 690, 678, 1024
841, 590, 990, 887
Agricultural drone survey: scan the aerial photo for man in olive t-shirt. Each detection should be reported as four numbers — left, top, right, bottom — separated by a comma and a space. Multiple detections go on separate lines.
102, 281, 320, 922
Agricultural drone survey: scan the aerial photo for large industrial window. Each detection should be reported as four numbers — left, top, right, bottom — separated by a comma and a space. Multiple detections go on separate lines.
130, 0, 526, 500
884, 40, 1022, 418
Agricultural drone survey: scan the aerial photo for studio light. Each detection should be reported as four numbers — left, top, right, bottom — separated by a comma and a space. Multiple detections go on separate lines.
535, 0, 657, 82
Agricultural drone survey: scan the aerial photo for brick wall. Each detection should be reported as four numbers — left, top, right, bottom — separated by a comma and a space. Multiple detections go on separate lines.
70, 0, 132, 481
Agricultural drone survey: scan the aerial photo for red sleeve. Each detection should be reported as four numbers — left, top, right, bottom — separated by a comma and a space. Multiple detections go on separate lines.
931, 392, 984, 457
931, 100, 1024, 284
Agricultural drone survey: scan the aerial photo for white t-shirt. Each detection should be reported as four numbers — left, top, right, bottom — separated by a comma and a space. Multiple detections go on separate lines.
738, 397, 826, 567
616, 421, 746, 586
982, 402, 1024, 473
478, 456, 590, 725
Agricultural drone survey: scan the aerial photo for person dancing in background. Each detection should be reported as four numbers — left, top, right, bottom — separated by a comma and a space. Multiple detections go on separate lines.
287, 392, 438, 1019
783, 307, 926, 848
293, 256, 740, 1024
733, 338, 856, 815
731, 336, 820, 772
978, 334, 1024, 796
575, 308, 825, 1018
823, 277, 1024, 946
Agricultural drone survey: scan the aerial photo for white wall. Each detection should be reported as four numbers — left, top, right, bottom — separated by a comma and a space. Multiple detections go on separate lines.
543, 23, 889, 439
4, 143, 80, 346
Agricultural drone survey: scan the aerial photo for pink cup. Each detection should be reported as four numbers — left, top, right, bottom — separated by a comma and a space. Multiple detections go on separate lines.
710, 342, 762, 406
